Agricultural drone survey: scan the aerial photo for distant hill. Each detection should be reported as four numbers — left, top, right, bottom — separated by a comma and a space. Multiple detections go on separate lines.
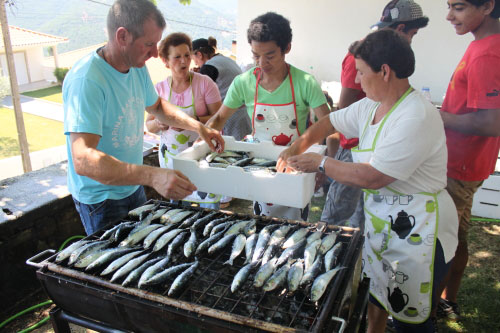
6, 0, 237, 54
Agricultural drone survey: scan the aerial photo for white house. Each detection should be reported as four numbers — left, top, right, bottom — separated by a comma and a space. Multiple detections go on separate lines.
0, 25, 67, 86
236, 0, 473, 104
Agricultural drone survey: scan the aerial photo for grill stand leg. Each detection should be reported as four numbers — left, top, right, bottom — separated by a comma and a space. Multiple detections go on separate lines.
49, 307, 71, 333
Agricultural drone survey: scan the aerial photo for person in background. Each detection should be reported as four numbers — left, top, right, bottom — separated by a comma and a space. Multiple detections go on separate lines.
279, 29, 458, 333
63, 0, 223, 235
437, 0, 500, 321
191, 36, 252, 141
145, 33, 223, 209
321, 0, 429, 230
206, 12, 330, 221
192, 36, 253, 208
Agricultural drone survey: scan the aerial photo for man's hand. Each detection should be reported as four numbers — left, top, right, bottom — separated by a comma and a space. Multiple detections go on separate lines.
152, 168, 197, 200
277, 146, 301, 173
198, 125, 224, 153
286, 152, 324, 173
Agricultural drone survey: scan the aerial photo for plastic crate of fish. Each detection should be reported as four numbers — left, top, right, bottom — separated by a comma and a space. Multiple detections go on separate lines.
171, 136, 326, 209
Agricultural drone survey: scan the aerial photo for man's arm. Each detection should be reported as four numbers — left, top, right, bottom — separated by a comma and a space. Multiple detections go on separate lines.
70, 132, 197, 199
147, 97, 224, 152
338, 87, 362, 110
440, 108, 500, 136
312, 103, 331, 119
198, 101, 222, 124
205, 104, 239, 131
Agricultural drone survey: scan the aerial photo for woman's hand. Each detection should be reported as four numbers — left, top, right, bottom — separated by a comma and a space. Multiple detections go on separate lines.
277, 146, 300, 173
155, 119, 170, 131
287, 153, 324, 173
197, 125, 225, 153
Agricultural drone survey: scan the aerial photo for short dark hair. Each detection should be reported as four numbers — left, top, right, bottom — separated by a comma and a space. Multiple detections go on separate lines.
158, 33, 192, 61
107, 0, 166, 40
353, 29, 415, 79
466, 0, 500, 18
192, 36, 217, 57
247, 12, 292, 52
388, 16, 430, 32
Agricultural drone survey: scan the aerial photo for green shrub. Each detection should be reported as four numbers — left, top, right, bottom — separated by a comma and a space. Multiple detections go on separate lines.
0, 76, 11, 103
53, 67, 70, 85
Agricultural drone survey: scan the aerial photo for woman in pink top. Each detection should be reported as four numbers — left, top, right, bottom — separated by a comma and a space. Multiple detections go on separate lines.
146, 32, 222, 208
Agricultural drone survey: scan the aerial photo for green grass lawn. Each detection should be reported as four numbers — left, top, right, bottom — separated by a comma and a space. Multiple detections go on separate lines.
22, 85, 63, 104
0, 107, 65, 159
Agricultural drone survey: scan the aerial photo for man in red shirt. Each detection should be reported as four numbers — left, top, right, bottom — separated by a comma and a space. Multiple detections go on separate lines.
321, 0, 429, 228
438, 0, 500, 321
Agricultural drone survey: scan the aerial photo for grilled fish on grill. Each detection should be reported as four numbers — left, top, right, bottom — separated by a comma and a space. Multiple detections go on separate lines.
167, 231, 188, 256
85, 247, 137, 271
55, 240, 90, 263
152, 229, 184, 252
224, 234, 246, 265
195, 229, 227, 256
263, 260, 292, 292
310, 266, 346, 302
318, 231, 339, 255
168, 261, 199, 296
306, 231, 323, 245
261, 243, 281, 266
208, 233, 238, 255
300, 255, 323, 286
252, 224, 279, 263
151, 208, 168, 221
324, 242, 343, 271
231, 262, 256, 293
287, 260, 304, 293
304, 239, 321, 272
276, 239, 306, 266
138, 255, 171, 288
282, 228, 309, 249
179, 211, 202, 228
253, 257, 278, 288
269, 225, 294, 246
100, 250, 144, 276
203, 216, 232, 236
244, 234, 258, 264
225, 219, 256, 236
191, 211, 219, 230
111, 252, 151, 283
168, 210, 194, 224
141, 262, 193, 287
68, 240, 111, 266
210, 221, 233, 237
122, 257, 163, 287
142, 225, 172, 249
119, 224, 163, 248
128, 203, 155, 219
159, 209, 185, 224
184, 229, 198, 258
74, 247, 119, 269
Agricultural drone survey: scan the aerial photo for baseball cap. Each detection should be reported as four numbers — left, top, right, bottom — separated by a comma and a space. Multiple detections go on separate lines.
371, 0, 425, 30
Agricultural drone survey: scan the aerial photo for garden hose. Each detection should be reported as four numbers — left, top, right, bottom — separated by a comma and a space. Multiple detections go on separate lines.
471, 217, 500, 223
1, 235, 85, 332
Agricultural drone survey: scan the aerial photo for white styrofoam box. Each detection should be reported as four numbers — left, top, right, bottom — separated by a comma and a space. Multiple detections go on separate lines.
471, 174, 500, 219
172, 136, 326, 208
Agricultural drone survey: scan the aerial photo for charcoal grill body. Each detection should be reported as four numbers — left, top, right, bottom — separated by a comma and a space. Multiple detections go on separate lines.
29, 201, 366, 333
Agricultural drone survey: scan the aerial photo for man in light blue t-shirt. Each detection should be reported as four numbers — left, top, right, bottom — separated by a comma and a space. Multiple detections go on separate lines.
64, 0, 223, 235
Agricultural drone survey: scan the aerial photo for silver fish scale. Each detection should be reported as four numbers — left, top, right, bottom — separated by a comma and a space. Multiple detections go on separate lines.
225, 234, 246, 265
122, 257, 163, 287
231, 262, 255, 293
168, 261, 199, 296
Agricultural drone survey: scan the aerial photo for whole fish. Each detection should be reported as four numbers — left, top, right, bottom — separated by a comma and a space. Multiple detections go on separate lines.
128, 203, 155, 219
324, 242, 343, 271
233, 157, 253, 167
152, 229, 184, 252
203, 216, 232, 237
244, 234, 258, 264
213, 156, 230, 164
184, 228, 198, 258
100, 250, 144, 276
261, 243, 281, 266
225, 220, 255, 236
268, 225, 293, 246
231, 262, 256, 293
68, 240, 110, 266
110, 252, 151, 283
85, 247, 137, 271
210, 221, 233, 237
191, 211, 219, 230
208, 233, 238, 255
282, 228, 309, 249
251, 224, 279, 263
224, 234, 246, 265
243, 221, 257, 237
304, 239, 322, 272
142, 225, 171, 249
168, 261, 199, 296
276, 239, 306, 266
300, 255, 323, 286
195, 229, 227, 256
159, 209, 184, 224
99, 224, 122, 241
122, 257, 163, 287
306, 231, 323, 245
169, 210, 194, 224
179, 211, 202, 229
167, 231, 188, 257
310, 267, 346, 302
138, 255, 171, 288
151, 208, 168, 221
112, 222, 136, 242
119, 224, 163, 248
74, 247, 119, 269
141, 262, 193, 287
287, 260, 304, 293
318, 231, 338, 255
263, 261, 292, 292
55, 240, 90, 263
253, 258, 278, 288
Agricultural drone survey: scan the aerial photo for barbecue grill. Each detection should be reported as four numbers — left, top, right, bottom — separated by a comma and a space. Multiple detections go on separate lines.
27, 200, 368, 333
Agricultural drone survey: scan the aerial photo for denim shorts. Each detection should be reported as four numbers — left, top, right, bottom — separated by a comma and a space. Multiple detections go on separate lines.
72, 186, 147, 235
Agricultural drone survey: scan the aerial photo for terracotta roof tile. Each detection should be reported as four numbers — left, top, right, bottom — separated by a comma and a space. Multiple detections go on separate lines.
0, 25, 68, 49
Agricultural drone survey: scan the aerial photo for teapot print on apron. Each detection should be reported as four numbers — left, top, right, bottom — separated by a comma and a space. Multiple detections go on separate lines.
389, 210, 416, 239
387, 286, 409, 313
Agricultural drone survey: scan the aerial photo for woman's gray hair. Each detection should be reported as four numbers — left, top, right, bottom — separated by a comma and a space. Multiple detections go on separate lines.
107, 0, 166, 40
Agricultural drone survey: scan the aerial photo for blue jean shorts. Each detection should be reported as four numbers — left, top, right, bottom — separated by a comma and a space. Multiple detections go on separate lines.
72, 186, 147, 235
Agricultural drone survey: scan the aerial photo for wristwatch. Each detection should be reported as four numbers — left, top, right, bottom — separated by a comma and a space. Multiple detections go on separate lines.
318, 156, 328, 173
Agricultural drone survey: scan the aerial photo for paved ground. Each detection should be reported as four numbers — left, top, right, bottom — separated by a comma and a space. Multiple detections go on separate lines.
2, 94, 63, 122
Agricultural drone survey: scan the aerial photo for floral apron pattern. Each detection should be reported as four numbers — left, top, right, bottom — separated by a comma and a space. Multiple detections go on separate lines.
351, 87, 439, 323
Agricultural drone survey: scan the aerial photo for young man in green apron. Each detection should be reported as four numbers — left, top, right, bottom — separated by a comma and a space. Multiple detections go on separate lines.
206, 12, 331, 220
